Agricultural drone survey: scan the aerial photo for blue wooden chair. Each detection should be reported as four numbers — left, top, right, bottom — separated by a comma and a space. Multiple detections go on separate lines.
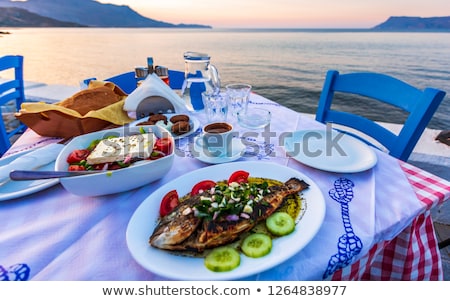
0, 55, 28, 156
83, 70, 185, 94
316, 70, 446, 161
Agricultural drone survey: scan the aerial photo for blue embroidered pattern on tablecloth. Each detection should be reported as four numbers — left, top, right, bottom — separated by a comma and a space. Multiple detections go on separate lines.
248, 100, 281, 107
323, 178, 363, 279
0, 264, 30, 281
241, 136, 275, 160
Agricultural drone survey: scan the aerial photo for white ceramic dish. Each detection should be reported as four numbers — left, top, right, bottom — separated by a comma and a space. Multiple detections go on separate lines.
284, 129, 377, 173
0, 150, 59, 201
129, 113, 200, 139
54, 125, 174, 197
126, 161, 326, 280
192, 137, 246, 164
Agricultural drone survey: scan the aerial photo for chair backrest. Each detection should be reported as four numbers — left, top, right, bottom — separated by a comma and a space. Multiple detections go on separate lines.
0, 55, 27, 156
104, 71, 137, 94
315, 70, 446, 161
83, 70, 185, 94
82, 71, 138, 94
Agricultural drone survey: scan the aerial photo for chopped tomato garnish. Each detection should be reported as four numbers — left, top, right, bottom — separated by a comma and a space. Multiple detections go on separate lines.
228, 170, 250, 184
191, 180, 216, 196
67, 149, 90, 164
159, 190, 179, 217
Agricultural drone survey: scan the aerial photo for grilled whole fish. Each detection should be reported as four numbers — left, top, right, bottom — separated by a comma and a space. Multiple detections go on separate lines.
149, 177, 309, 252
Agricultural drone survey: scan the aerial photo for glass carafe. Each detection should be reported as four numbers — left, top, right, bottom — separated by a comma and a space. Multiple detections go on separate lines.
181, 51, 220, 111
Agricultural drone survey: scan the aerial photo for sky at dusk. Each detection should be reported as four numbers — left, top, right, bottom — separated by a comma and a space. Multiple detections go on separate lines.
96, 0, 450, 28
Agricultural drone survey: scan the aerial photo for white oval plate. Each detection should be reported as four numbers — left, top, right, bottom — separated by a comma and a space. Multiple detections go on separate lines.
284, 130, 377, 173
126, 161, 326, 280
129, 113, 200, 139
0, 149, 59, 201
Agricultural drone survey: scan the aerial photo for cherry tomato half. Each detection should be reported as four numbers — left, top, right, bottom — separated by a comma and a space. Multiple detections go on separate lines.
191, 180, 216, 196
228, 170, 250, 184
159, 190, 179, 217
154, 138, 172, 155
67, 149, 90, 164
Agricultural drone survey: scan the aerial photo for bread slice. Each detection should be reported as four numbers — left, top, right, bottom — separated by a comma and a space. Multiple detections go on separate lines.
59, 86, 121, 115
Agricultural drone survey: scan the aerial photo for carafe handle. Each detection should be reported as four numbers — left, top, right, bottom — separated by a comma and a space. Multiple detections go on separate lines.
209, 64, 221, 93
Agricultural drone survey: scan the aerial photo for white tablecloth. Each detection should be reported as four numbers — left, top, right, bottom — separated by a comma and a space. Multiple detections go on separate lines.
0, 94, 440, 281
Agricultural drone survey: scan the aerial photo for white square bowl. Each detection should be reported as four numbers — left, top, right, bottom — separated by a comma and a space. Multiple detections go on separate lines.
55, 125, 174, 197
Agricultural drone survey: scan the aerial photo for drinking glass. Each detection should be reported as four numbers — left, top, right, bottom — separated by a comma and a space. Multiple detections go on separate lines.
202, 91, 228, 122
226, 83, 252, 117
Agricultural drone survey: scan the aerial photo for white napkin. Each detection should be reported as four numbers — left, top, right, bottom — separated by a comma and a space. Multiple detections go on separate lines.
123, 73, 188, 117
0, 143, 64, 182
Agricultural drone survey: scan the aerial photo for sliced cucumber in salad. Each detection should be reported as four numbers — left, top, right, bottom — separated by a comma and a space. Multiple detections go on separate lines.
266, 212, 295, 236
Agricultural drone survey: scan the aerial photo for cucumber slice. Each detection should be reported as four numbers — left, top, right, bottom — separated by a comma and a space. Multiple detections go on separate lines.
204, 246, 240, 272
266, 212, 295, 236
241, 233, 272, 258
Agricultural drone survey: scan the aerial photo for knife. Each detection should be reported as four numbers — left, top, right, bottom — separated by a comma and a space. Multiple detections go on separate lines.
9, 169, 105, 180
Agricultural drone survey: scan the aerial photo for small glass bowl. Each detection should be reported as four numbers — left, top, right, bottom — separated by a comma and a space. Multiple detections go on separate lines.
237, 108, 271, 129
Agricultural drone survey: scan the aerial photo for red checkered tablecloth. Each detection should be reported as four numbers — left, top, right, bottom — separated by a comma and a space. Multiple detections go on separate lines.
332, 161, 450, 280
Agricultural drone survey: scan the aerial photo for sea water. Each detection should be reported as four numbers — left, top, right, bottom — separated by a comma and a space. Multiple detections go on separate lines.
0, 28, 448, 129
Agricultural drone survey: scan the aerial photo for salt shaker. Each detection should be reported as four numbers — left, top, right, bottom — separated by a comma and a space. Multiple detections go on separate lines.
134, 66, 148, 86
155, 66, 170, 86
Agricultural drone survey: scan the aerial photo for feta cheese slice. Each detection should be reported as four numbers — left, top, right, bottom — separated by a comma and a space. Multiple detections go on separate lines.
86, 133, 156, 165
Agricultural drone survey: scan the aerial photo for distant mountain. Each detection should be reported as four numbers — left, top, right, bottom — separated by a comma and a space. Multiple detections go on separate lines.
372, 16, 450, 31
0, 0, 211, 28
0, 7, 85, 27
